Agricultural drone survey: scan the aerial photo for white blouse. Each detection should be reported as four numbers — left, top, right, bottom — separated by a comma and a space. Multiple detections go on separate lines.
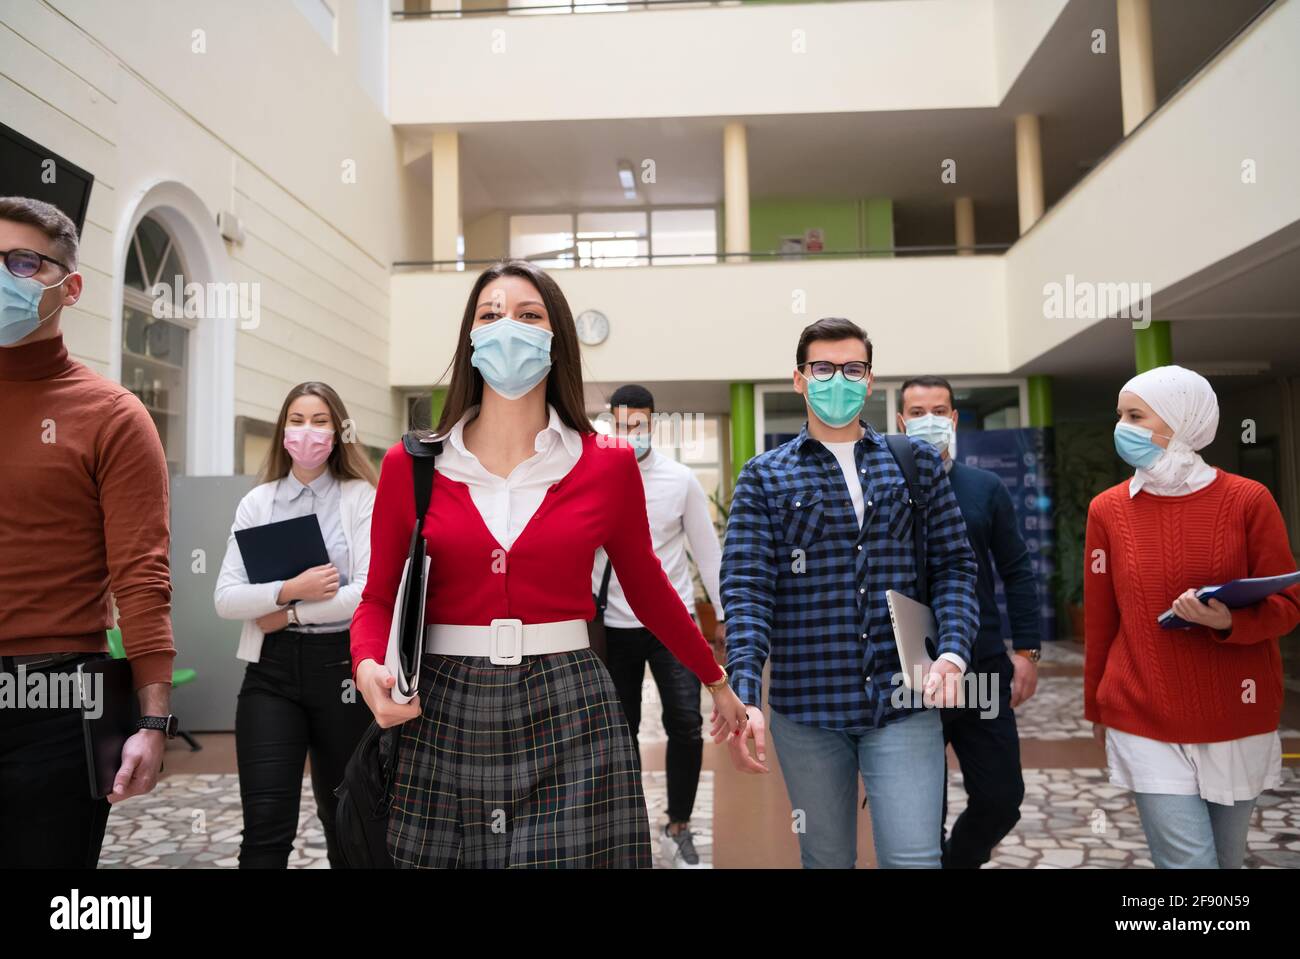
1106, 728, 1282, 805
433, 403, 583, 550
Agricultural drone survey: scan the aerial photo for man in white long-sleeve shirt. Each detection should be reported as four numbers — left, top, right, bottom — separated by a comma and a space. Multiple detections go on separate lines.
593, 385, 725, 869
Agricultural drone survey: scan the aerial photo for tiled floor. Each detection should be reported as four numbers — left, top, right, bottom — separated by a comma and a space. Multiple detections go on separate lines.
98, 771, 712, 869
99, 641, 1300, 868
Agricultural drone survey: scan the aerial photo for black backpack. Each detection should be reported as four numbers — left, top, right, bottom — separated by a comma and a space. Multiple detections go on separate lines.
884, 433, 928, 604
333, 432, 439, 868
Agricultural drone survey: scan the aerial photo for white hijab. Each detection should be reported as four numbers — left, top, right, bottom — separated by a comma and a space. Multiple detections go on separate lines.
1120, 365, 1220, 497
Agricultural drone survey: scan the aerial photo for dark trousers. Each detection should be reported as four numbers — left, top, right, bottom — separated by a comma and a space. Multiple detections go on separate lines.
939, 650, 1025, 869
235, 630, 372, 868
0, 653, 112, 868
604, 625, 703, 824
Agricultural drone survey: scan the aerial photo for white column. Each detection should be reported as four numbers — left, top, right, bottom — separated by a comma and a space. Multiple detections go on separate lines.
1117, 0, 1157, 135
1015, 114, 1044, 235
723, 122, 749, 262
432, 131, 460, 271
954, 196, 975, 255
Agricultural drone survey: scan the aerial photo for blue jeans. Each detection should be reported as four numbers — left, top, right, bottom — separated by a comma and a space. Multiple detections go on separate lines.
769, 707, 945, 868
1132, 792, 1256, 869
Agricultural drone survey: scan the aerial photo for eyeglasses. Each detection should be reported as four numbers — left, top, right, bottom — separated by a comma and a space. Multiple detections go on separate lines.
800, 360, 871, 382
1, 248, 71, 279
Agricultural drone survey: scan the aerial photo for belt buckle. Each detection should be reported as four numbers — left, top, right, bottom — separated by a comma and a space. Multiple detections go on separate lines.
488, 618, 524, 665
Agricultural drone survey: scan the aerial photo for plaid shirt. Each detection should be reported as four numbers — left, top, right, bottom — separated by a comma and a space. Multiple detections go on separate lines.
721, 422, 979, 729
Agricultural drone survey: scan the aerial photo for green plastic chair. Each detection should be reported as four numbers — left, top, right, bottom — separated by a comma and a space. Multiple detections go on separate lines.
106, 627, 201, 751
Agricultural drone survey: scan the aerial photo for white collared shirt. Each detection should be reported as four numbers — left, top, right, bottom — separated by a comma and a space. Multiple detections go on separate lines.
595, 448, 726, 629
434, 403, 585, 550
269, 468, 350, 633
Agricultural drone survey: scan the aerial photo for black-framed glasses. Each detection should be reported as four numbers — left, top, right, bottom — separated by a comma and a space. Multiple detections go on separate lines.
1, 248, 71, 279
800, 360, 871, 382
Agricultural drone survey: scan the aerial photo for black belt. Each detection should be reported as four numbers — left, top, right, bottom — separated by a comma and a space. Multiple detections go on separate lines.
0, 651, 100, 673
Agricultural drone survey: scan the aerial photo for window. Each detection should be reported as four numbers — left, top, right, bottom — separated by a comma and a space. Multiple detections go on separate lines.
509, 213, 575, 269
577, 211, 647, 268
650, 208, 716, 265
508, 207, 716, 268
122, 216, 191, 474
895, 384, 1022, 431
654, 414, 724, 517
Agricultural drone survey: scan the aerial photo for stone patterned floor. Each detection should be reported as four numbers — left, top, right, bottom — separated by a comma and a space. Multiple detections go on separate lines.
97, 643, 1298, 868
97, 771, 711, 869
98, 764, 1298, 869
950, 767, 1300, 869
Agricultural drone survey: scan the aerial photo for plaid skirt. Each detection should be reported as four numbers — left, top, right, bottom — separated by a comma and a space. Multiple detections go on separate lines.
386, 647, 652, 868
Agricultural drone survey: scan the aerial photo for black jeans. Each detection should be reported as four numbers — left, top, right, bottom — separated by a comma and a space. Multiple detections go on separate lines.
604, 625, 703, 824
235, 630, 372, 868
0, 652, 113, 868
939, 650, 1025, 868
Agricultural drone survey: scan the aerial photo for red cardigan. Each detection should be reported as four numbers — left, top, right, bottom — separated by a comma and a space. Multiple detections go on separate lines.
1083, 471, 1299, 743
351, 432, 725, 685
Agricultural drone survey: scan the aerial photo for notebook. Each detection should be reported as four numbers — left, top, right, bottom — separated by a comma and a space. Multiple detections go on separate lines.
78, 658, 137, 799
234, 514, 331, 584
1158, 571, 1300, 630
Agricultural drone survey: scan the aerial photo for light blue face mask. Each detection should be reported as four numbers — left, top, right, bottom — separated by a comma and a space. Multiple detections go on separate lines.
0, 269, 68, 347
1114, 421, 1168, 468
469, 316, 553, 400
904, 413, 955, 456
626, 431, 652, 457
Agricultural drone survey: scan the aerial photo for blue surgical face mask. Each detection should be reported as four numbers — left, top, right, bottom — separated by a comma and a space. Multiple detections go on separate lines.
1114, 421, 1168, 468
469, 316, 553, 400
626, 431, 652, 457
904, 413, 955, 456
0, 269, 69, 347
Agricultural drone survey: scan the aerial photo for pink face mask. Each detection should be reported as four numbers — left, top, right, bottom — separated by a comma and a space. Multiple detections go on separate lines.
283, 426, 334, 469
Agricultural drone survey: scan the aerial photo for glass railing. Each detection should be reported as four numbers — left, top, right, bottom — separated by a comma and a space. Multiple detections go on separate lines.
394, 0, 863, 19
393, 242, 1012, 270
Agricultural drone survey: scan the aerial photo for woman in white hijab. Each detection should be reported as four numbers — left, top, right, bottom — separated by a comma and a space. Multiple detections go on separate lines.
1083, 365, 1300, 868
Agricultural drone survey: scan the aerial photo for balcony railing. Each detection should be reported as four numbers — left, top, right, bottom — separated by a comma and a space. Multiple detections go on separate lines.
394, 0, 864, 20
393, 242, 1013, 270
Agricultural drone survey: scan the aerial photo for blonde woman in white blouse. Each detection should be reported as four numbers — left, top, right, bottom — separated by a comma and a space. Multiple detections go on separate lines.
214, 381, 377, 868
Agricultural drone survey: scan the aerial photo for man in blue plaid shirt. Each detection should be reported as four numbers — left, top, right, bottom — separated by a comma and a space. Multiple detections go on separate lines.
719, 317, 979, 868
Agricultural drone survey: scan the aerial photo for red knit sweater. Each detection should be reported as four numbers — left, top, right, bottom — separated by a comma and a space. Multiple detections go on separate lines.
1083, 471, 1298, 743
351, 432, 724, 684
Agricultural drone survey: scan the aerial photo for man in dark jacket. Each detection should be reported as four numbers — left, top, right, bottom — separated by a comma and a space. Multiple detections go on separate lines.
898, 375, 1041, 868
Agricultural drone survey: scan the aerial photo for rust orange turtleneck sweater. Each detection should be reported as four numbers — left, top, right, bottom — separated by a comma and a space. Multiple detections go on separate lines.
0, 333, 175, 689
1084, 471, 1298, 744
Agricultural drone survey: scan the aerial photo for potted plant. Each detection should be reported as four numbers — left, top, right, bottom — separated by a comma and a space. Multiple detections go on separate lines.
1051, 421, 1126, 640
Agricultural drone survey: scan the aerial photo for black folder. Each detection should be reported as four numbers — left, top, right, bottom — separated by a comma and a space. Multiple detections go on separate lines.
78, 658, 137, 799
234, 514, 331, 584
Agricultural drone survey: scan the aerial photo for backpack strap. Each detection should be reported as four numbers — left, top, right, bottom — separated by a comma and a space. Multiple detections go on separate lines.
594, 558, 614, 618
884, 433, 929, 604
401, 431, 441, 544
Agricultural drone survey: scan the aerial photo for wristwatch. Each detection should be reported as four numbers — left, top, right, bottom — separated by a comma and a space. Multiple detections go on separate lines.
136, 714, 179, 738
286, 605, 300, 628
1015, 648, 1041, 663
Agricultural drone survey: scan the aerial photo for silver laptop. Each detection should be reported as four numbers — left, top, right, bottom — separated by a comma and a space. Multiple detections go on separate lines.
886, 589, 939, 692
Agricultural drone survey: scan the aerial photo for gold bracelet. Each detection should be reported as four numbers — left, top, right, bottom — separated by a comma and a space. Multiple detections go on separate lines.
705, 665, 728, 691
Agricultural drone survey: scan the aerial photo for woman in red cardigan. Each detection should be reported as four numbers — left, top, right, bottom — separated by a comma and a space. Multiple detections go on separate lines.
350, 259, 748, 868
1085, 365, 1299, 869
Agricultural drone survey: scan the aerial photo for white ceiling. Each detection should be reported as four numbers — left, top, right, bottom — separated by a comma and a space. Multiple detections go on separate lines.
1015, 220, 1300, 379
400, 0, 1272, 225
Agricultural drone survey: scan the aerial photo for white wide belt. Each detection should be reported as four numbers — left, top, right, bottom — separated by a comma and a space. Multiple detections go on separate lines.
424, 618, 589, 665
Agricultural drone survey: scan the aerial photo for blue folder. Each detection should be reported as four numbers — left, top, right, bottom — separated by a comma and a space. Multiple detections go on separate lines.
1158, 570, 1300, 630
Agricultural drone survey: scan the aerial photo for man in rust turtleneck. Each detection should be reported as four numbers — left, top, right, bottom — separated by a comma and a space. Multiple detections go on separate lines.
0, 196, 175, 868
